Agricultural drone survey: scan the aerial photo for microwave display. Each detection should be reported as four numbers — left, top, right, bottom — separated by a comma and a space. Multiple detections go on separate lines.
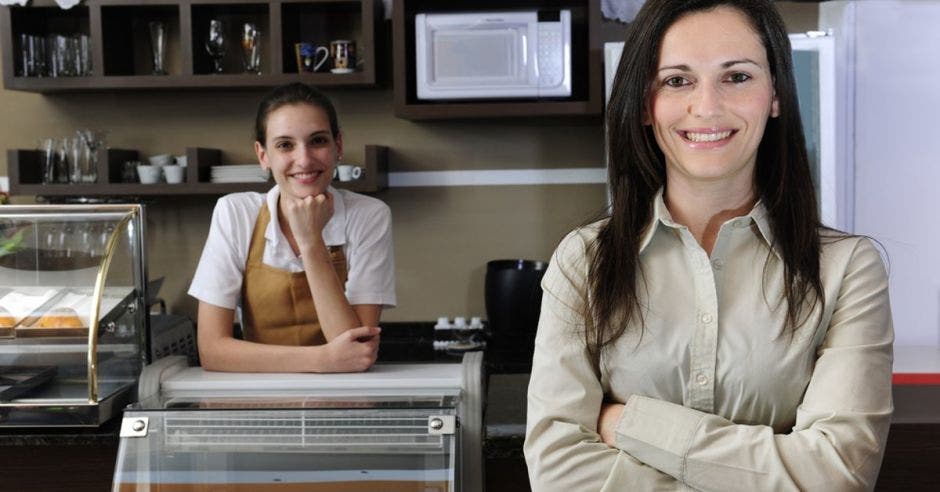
415, 10, 571, 100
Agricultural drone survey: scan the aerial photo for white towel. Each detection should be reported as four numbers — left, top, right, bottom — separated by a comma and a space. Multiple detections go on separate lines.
0, 0, 29, 6
602, 0, 646, 23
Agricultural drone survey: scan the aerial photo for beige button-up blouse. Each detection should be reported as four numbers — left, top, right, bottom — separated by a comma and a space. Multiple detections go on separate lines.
524, 193, 894, 491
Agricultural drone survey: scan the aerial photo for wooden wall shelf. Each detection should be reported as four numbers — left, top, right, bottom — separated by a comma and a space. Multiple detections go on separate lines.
391, 0, 603, 120
7, 145, 388, 197
1, 0, 381, 93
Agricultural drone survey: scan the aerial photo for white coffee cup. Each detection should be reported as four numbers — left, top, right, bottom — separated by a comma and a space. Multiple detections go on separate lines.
163, 165, 184, 184
148, 154, 173, 167
336, 164, 363, 182
137, 165, 161, 184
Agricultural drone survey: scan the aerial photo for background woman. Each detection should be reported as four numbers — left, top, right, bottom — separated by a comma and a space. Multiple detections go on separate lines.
189, 83, 395, 373
524, 1, 893, 490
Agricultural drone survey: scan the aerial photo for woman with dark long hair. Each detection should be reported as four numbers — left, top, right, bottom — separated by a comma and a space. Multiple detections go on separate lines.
524, 1, 893, 489
189, 83, 395, 373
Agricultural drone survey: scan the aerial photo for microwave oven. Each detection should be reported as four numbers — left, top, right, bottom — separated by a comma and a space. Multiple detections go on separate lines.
415, 10, 572, 100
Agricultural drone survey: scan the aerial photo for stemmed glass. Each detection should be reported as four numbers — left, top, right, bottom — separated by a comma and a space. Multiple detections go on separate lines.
241, 23, 261, 74
206, 20, 227, 74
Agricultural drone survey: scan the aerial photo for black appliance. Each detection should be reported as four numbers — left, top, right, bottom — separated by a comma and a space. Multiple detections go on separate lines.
485, 259, 548, 363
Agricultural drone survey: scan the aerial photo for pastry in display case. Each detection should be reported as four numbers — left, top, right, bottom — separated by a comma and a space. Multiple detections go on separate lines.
0, 204, 148, 426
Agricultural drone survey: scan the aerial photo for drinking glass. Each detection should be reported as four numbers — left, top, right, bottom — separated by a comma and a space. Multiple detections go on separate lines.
78, 34, 92, 76
38, 138, 56, 183
55, 138, 71, 183
77, 129, 106, 183
206, 20, 227, 74
241, 23, 261, 74
68, 135, 83, 183
149, 21, 168, 75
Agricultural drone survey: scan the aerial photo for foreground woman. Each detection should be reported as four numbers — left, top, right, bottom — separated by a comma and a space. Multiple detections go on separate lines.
525, 1, 893, 490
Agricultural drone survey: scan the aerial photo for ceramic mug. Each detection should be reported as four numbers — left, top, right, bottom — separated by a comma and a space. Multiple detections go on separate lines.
163, 165, 184, 184
148, 154, 173, 167
336, 164, 362, 182
137, 165, 161, 184
329, 40, 356, 73
295, 43, 329, 73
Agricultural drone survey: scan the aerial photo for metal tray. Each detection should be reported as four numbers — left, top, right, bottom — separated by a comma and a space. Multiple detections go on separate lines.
0, 366, 57, 401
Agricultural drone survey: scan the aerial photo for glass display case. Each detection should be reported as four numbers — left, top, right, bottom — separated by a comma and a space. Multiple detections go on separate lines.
113, 354, 484, 491
0, 204, 148, 426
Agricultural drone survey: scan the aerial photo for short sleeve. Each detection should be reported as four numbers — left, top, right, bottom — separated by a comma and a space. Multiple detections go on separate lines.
342, 194, 396, 307
188, 195, 255, 309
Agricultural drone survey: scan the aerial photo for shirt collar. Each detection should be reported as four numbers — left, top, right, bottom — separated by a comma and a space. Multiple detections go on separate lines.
638, 188, 779, 258
264, 185, 347, 248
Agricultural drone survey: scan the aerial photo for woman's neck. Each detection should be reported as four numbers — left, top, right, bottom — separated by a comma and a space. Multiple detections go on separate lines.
663, 180, 757, 255
276, 198, 301, 257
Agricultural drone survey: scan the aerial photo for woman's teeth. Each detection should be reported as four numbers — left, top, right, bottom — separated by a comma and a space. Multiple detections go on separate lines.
684, 130, 732, 142
292, 171, 319, 179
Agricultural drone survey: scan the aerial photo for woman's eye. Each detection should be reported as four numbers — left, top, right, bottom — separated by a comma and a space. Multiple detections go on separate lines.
276, 142, 293, 151
663, 76, 689, 88
728, 72, 751, 84
311, 136, 329, 145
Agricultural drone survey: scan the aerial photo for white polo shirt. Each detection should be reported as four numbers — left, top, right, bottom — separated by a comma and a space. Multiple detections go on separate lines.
189, 185, 396, 310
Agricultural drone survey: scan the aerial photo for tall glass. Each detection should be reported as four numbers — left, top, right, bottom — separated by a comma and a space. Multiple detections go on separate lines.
54, 138, 70, 183
68, 136, 83, 183
148, 21, 168, 75
38, 138, 56, 184
241, 23, 261, 74
77, 129, 106, 183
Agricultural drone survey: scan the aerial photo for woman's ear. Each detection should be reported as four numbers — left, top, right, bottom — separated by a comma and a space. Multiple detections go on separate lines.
771, 89, 780, 118
335, 132, 344, 162
254, 141, 269, 170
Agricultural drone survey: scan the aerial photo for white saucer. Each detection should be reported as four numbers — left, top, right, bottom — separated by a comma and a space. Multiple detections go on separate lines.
330, 68, 355, 74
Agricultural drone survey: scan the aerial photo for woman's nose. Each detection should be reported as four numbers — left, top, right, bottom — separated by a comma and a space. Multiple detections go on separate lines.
687, 83, 723, 119
294, 144, 313, 165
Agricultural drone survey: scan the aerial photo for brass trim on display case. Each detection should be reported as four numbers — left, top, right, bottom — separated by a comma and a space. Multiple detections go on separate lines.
87, 211, 135, 403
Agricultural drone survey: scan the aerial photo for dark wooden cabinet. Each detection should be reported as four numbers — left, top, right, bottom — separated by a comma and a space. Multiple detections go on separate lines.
7, 144, 388, 197
391, 0, 603, 120
1, 0, 382, 92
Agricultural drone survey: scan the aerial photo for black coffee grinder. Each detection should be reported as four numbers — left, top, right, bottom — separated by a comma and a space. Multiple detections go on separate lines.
484, 259, 548, 364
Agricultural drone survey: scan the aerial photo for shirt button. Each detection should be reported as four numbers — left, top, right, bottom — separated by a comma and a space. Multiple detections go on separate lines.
700, 313, 713, 324
695, 373, 709, 386
711, 259, 724, 270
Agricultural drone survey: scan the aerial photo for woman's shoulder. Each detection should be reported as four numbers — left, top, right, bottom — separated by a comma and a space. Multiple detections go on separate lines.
209, 192, 266, 233
335, 189, 391, 220
819, 228, 886, 274
215, 191, 266, 214
553, 219, 607, 265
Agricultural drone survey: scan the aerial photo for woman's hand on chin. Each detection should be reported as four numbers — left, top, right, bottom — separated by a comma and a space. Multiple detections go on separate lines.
282, 191, 334, 249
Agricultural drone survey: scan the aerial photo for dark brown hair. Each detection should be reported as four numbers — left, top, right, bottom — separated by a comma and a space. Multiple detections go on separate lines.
591, 0, 823, 362
254, 82, 340, 144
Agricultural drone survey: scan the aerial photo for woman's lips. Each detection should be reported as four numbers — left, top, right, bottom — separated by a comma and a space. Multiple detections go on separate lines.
290, 170, 324, 185
680, 129, 736, 148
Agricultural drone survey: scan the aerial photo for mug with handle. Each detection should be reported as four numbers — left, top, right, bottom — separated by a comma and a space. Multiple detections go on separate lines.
295, 43, 329, 73
336, 164, 363, 182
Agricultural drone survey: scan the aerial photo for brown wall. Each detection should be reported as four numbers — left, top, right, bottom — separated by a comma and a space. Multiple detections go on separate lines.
0, 2, 816, 323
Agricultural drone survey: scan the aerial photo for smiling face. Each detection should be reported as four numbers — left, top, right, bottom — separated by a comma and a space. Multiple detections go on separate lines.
649, 6, 779, 193
255, 102, 343, 200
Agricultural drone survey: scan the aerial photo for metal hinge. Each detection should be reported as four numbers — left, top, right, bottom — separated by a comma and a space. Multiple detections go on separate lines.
427, 415, 456, 435
120, 416, 149, 437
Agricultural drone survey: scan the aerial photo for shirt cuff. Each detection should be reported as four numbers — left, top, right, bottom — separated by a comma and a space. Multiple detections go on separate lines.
614, 395, 706, 481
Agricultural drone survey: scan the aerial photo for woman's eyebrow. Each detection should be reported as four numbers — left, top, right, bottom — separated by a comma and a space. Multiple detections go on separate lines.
657, 58, 762, 73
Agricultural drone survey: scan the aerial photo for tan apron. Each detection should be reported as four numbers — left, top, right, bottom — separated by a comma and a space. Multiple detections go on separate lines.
241, 204, 348, 346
